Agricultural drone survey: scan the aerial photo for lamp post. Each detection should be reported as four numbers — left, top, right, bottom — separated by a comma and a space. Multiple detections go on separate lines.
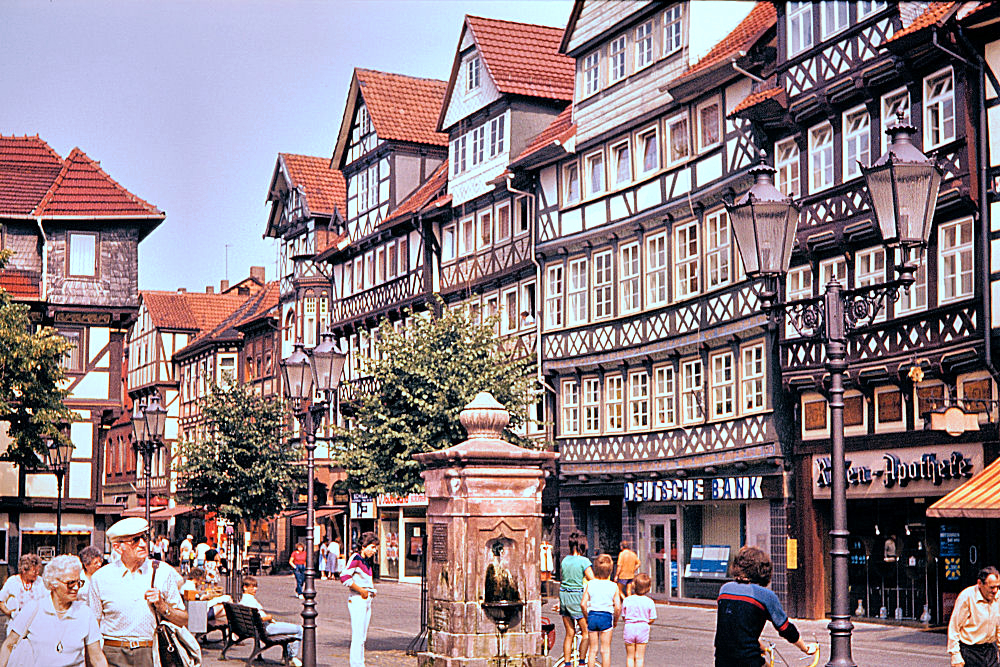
44, 436, 74, 554
132, 393, 167, 527
281, 332, 347, 667
726, 113, 941, 667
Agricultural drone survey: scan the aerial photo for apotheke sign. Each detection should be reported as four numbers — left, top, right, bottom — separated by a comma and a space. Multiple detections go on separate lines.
812, 444, 982, 499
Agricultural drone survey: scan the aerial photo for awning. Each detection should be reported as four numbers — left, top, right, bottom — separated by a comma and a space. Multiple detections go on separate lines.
121, 507, 148, 517
291, 508, 344, 526
152, 505, 197, 519
927, 457, 1000, 518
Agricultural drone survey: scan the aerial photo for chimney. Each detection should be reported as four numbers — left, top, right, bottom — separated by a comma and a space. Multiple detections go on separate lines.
205, 286, 214, 294
220, 279, 230, 292
250, 266, 265, 283
177, 288, 187, 293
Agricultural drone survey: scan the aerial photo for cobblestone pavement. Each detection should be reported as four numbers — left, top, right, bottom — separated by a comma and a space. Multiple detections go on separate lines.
198, 574, 949, 666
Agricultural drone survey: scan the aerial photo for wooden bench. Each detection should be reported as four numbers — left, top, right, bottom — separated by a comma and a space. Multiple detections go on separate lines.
220, 602, 297, 666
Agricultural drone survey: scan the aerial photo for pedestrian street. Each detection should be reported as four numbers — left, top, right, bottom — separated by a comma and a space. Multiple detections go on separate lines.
199, 574, 953, 666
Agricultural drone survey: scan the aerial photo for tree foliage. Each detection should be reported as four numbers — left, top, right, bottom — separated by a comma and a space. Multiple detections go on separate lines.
177, 382, 298, 524
0, 249, 74, 467
336, 305, 536, 495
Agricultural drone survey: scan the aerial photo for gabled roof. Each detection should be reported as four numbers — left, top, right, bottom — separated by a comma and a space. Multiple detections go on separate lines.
438, 16, 574, 130
140, 290, 249, 332
382, 161, 451, 226
279, 153, 346, 217
175, 282, 279, 359
510, 105, 575, 168
730, 87, 784, 116
234, 282, 280, 331
887, 1, 958, 42
0, 135, 64, 216
332, 69, 448, 169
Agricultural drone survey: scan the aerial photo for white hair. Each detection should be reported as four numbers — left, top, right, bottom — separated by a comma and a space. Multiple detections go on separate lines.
42, 554, 82, 590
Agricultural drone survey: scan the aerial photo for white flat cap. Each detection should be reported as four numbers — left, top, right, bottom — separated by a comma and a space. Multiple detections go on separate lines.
107, 517, 149, 541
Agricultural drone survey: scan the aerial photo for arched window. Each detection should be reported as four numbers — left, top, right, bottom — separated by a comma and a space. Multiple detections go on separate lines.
284, 310, 295, 343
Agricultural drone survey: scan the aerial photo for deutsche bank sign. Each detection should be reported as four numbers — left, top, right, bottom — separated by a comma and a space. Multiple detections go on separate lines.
624, 476, 763, 502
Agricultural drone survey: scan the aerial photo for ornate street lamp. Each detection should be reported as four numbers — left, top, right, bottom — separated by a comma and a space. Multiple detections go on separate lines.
281, 333, 347, 667
727, 114, 941, 667
132, 393, 167, 526
44, 435, 74, 553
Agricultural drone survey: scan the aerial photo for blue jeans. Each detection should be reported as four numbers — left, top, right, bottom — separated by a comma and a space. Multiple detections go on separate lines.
293, 565, 305, 595
266, 621, 303, 658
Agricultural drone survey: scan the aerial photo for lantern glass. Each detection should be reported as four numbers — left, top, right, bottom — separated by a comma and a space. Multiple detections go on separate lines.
310, 333, 347, 394
132, 402, 148, 443
144, 393, 167, 440
281, 344, 314, 401
726, 164, 799, 278
55, 440, 75, 467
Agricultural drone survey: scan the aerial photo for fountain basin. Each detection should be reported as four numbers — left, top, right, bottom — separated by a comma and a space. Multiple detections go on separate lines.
481, 600, 524, 633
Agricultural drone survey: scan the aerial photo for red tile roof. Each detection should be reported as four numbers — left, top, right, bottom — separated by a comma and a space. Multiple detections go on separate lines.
888, 2, 956, 41
683, 2, 776, 78
513, 105, 575, 165
141, 290, 249, 332
465, 16, 575, 101
0, 135, 164, 220
179, 282, 280, 355
356, 69, 448, 147
0, 269, 41, 299
383, 160, 450, 225
280, 153, 346, 216
730, 87, 784, 115
234, 282, 279, 330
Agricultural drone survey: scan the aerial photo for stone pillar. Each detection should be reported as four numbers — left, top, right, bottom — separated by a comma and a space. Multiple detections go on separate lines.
415, 392, 557, 667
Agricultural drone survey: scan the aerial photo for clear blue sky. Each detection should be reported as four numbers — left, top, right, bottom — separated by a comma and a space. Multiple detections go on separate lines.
0, 0, 572, 291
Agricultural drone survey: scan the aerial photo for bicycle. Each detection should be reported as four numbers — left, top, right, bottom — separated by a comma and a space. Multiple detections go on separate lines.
547, 622, 583, 667
763, 640, 821, 667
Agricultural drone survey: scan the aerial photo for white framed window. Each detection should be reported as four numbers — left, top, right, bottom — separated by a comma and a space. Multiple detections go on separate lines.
786, 265, 813, 338
636, 126, 659, 176
820, 256, 847, 288
696, 98, 721, 151
675, 220, 700, 299
843, 106, 870, 179
561, 379, 580, 434
354, 257, 364, 290
895, 247, 927, 314
788, 1, 814, 56
858, 0, 887, 18
466, 55, 481, 92
367, 163, 379, 209
585, 150, 605, 197
583, 378, 601, 433
775, 138, 800, 197
520, 282, 535, 328
489, 116, 506, 158
881, 87, 910, 153
564, 162, 581, 205
496, 202, 511, 241
479, 209, 493, 248
663, 4, 684, 55
620, 242, 641, 314
653, 364, 676, 427
484, 293, 500, 329
567, 257, 588, 325
545, 264, 564, 329
460, 216, 475, 255
681, 358, 703, 424
471, 125, 486, 166
635, 20, 654, 70
611, 140, 632, 188
710, 351, 735, 419
441, 224, 456, 263
502, 287, 518, 335
358, 168, 370, 210
646, 232, 669, 307
387, 241, 398, 279
605, 375, 625, 431
924, 67, 956, 149
455, 135, 467, 174
741, 343, 765, 413
809, 122, 834, 192
516, 196, 531, 235
856, 247, 886, 322
666, 112, 690, 165
820, 1, 849, 38
609, 34, 627, 84
365, 250, 375, 286
593, 250, 614, 320
705, 209, 731, 290
583, 51, 601, 97
68, 232, 97, 277
939, 218, 974, 303
629, 370, 650, 430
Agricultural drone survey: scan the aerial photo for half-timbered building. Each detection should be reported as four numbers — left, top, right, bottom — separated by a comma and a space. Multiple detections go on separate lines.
511, 2, 791, 604
0, 135, 164, 558
732, 0, 998, 621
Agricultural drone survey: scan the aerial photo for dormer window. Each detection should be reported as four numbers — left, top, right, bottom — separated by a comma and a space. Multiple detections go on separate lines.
820, 1, 849, 38
787, 1, 814, 56
466, 55, 481, 92
663, 4, 684, 56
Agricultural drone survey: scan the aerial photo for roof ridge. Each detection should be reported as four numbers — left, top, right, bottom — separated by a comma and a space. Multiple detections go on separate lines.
355, 67, 447, 85
34, 147, 164, 217
0, 134, 63, 162
465, 14, 565, 30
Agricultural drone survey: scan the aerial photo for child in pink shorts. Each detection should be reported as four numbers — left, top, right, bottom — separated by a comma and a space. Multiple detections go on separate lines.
621, 573, 656, 667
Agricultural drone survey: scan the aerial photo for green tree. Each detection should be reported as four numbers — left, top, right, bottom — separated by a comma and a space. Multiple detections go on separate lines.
177, 382, 298, 524
0, 249, 74, 466
336, 305, 536, 495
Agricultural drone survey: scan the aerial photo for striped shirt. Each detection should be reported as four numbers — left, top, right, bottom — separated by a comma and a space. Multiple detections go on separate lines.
715, 581, 800, 665
340, 553, 375, 595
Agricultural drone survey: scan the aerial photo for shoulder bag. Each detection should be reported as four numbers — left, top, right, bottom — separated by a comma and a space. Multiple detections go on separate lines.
6, 601, 41, 667
151, 560, 202, 667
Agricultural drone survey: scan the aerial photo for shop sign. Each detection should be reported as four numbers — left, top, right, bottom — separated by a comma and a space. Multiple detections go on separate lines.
812, 444, 982, 499
376, 492, 428, 507
624, 476, 763, 502
350, 493, 375, 519
940, 525, 961, 581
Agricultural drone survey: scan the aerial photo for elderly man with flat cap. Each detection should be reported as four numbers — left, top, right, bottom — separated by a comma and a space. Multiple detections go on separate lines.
87, 517, 187, 667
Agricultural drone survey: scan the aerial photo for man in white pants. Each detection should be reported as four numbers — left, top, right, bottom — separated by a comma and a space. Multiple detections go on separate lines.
340, 532, 378, 667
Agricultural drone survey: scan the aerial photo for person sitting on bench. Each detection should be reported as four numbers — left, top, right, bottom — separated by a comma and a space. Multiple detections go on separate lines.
239, 575, 303, 667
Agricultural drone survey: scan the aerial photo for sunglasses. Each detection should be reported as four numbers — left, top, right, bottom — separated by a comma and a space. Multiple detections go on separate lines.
119, 534, 149, 547
61, 579, 86, 590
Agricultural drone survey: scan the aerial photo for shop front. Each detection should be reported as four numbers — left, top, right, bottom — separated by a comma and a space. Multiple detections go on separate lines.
376, 492, 426, 584
625, 474, 784, 603
18, 512, 94, 559
810, 443, 982, 625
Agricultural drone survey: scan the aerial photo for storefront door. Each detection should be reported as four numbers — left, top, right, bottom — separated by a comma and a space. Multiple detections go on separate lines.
401, 519, 425, 583
644, 517, 680, 600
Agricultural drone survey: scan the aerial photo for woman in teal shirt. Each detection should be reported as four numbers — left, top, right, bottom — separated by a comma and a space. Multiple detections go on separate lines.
558, 531, 594, 666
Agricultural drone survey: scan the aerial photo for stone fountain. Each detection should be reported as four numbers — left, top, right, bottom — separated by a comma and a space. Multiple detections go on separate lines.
415, 392, 557, 667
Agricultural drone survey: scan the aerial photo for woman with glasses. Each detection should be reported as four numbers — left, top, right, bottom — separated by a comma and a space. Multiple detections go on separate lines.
0, 554, 108, 667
